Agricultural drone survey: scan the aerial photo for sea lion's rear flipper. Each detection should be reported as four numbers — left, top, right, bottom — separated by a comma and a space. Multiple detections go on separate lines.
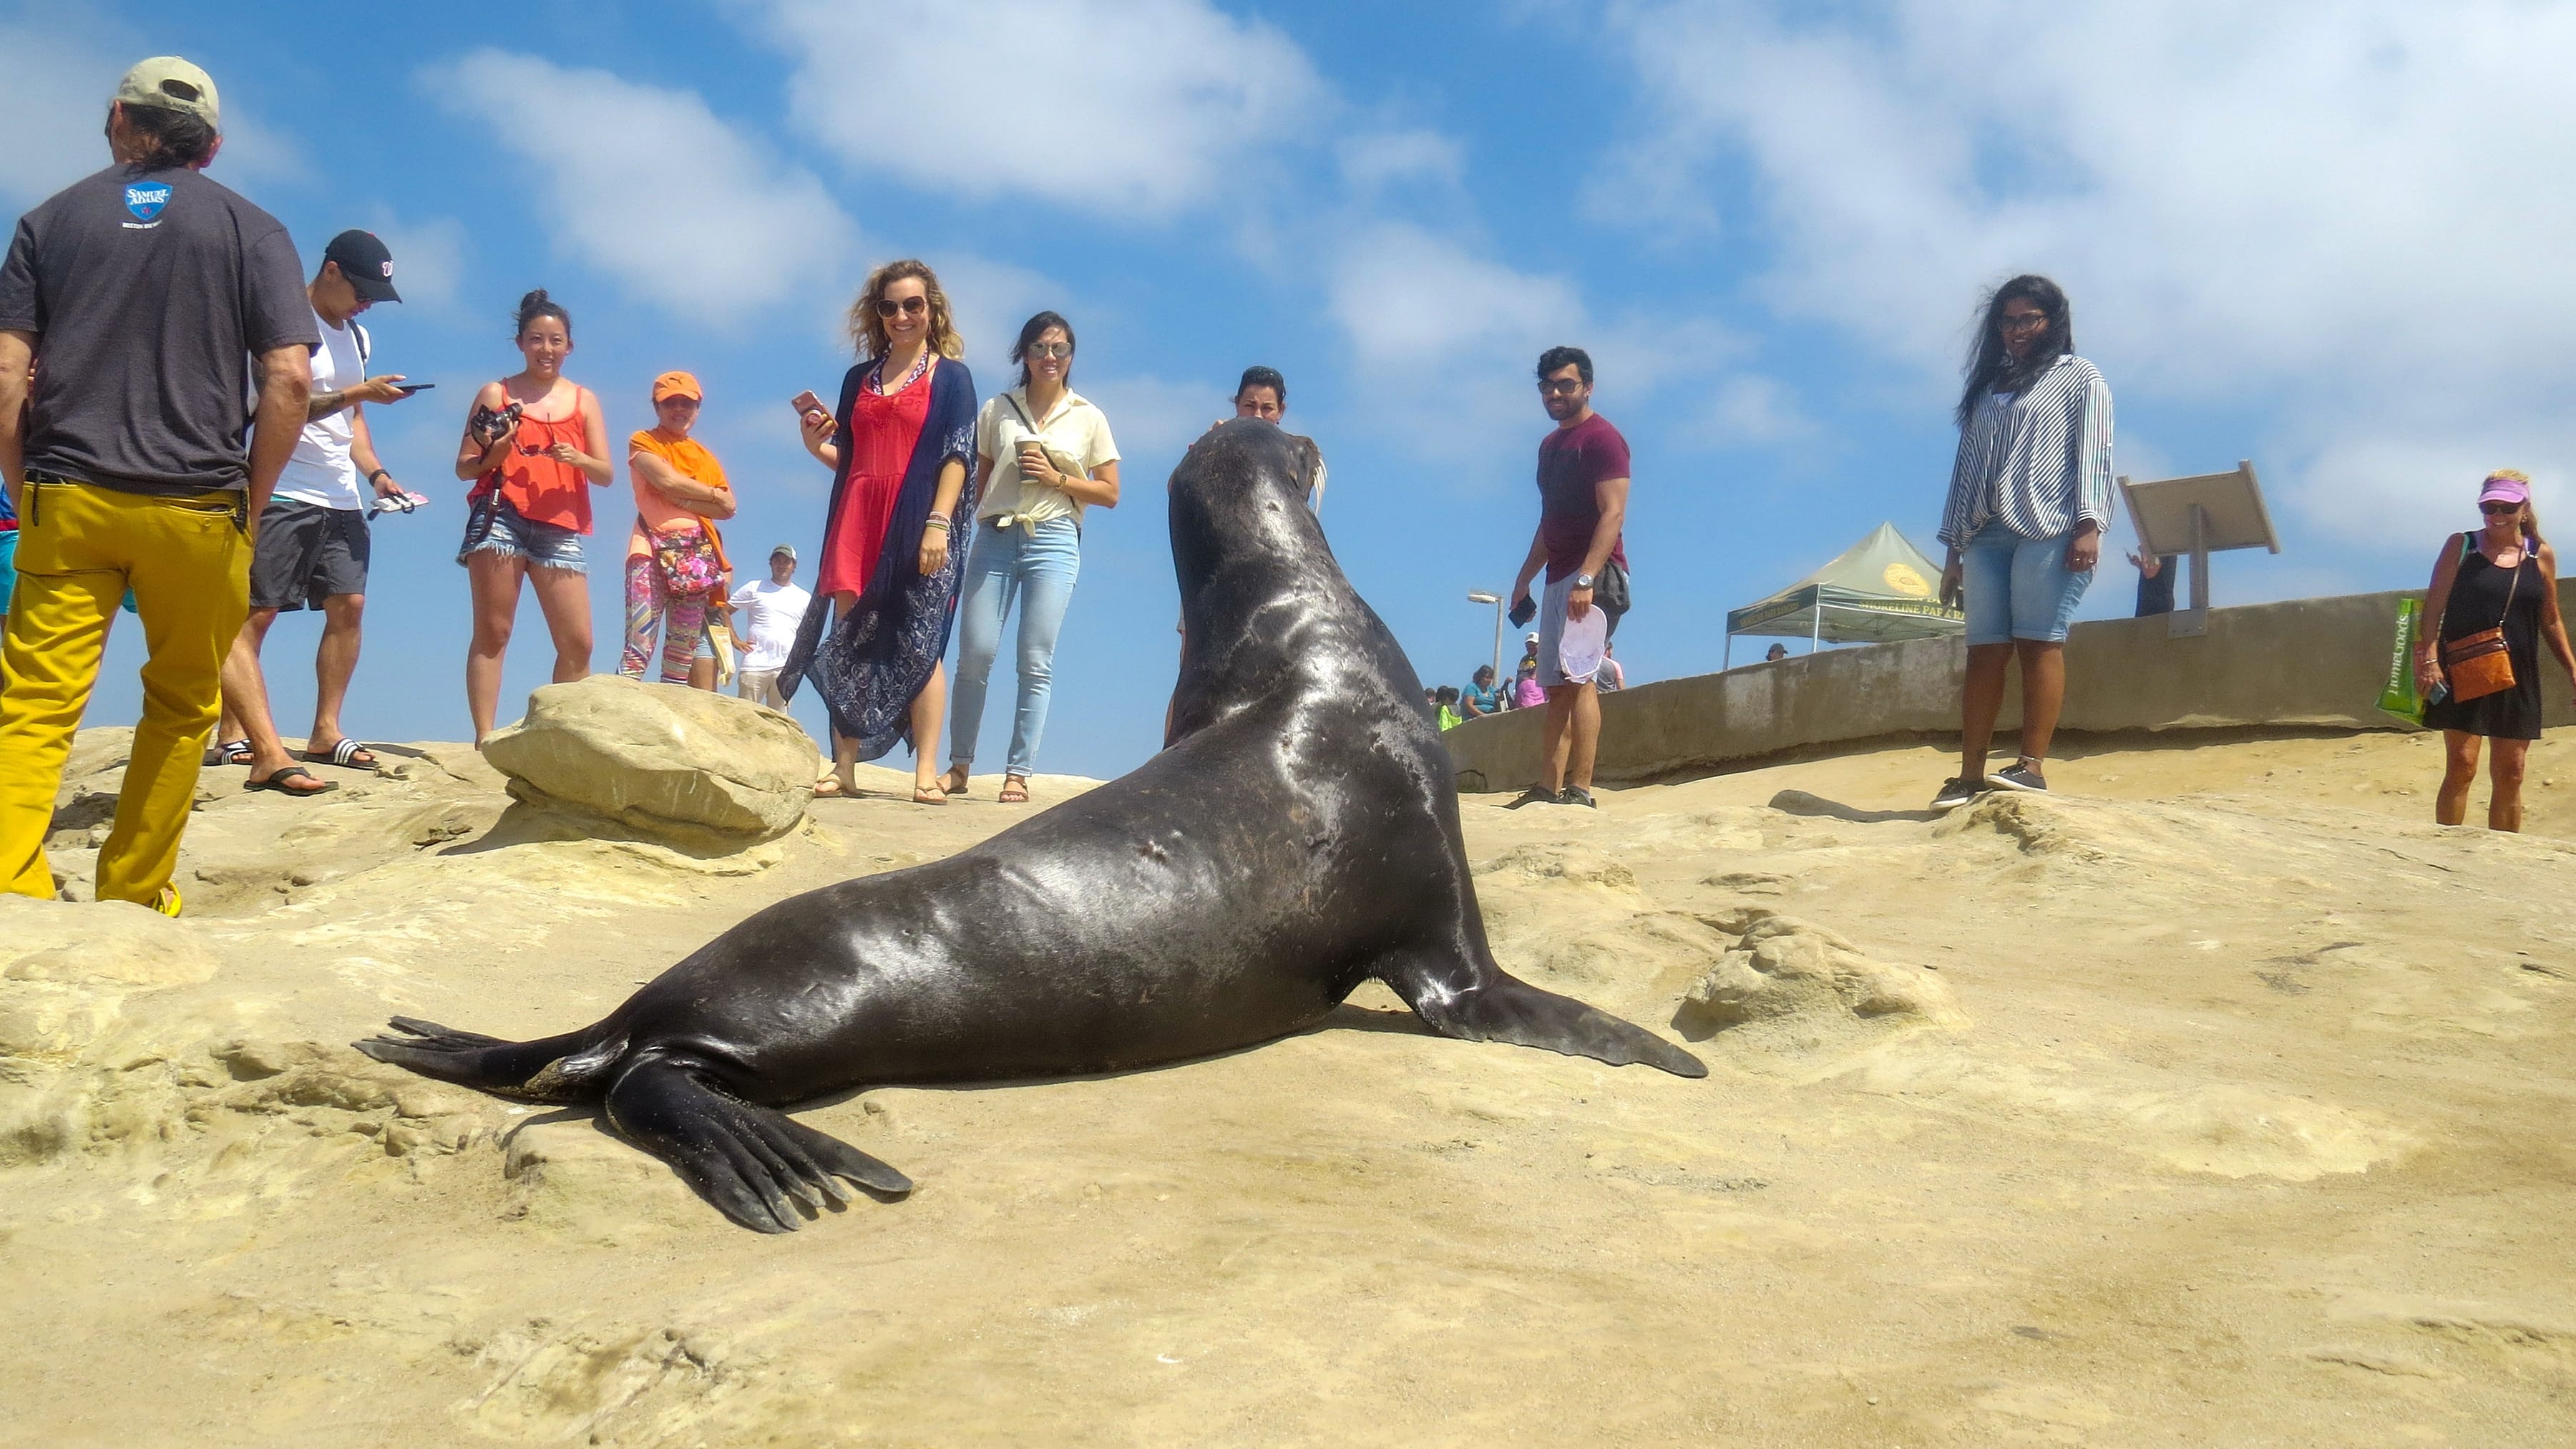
353, 1017, 608, 1099
1382, 956, 1708, 1079
603, 1057, 912, 1234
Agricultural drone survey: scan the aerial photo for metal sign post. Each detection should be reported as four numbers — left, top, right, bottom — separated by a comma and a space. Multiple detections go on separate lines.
2119, 461, 2278, 639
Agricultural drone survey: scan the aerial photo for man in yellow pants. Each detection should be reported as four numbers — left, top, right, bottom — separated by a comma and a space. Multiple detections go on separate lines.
0, 57, 315, 912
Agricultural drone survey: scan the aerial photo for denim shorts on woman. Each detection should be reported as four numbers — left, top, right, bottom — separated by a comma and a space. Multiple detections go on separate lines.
1960, 525, 2092, 645
463, 499, 587, 574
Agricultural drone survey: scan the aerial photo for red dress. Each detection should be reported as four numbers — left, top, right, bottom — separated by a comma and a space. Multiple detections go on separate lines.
816, 366, 935, 600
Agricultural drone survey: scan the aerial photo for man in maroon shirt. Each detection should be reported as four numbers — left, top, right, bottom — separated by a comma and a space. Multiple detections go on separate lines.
1505, 346, 1629, 809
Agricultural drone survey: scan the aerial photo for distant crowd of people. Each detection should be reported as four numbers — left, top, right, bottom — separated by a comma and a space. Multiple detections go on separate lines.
2, 56, 2568, 918
0, 55, 1362, 911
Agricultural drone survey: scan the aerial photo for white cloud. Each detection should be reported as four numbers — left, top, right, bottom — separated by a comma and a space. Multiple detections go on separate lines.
1340, 130, 1465, 195
1080, 374, 1224, 464
0, 19, 122, 210
426, 49, 857, 328
1597, 1, 2576, 552
1332, 221, 1582, 373
0, 16, 303, 208
929, 253, 1063, 376
359, 207, 467, 315
1325, 221, 1586, 473
748, 0, 1324, 218
1702, 374, 1810, 447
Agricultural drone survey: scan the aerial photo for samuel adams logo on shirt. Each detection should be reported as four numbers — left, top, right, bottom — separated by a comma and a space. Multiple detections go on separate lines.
123, 183, 172, 223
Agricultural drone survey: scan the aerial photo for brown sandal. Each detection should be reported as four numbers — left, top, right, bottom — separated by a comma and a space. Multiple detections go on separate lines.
998, 774, 1030, 804
940, 763, 970, 797
912, 784, 949, 806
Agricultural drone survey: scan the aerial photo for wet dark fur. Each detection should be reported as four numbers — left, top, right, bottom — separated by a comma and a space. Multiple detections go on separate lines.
356, 421, 1704, 1232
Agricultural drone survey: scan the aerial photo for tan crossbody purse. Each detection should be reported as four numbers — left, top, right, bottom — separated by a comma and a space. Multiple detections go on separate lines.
2439, 532, 2522, 703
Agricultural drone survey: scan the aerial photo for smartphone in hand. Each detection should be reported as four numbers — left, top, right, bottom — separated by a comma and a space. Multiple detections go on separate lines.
394, 381, 436, 395
1508, 595, 1536, 629
791, 389, 827, 422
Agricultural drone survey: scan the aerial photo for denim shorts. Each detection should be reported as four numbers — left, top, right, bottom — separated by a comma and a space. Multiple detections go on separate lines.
1960, 525, 2091, 645
463, 499, 587, 574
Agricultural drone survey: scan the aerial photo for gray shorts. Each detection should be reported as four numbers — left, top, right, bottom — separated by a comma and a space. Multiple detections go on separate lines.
1534, 572, 1597, 688
250, 499, 369, 610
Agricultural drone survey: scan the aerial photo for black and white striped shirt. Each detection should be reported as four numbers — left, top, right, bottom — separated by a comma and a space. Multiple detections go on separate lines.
1937, 353, 2114, 548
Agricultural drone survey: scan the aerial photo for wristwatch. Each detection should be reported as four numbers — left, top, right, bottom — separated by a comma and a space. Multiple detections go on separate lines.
1574, 572, 1594, 589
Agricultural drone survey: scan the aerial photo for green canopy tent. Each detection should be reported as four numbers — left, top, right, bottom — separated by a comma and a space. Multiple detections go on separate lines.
1723, 522, 1964, 666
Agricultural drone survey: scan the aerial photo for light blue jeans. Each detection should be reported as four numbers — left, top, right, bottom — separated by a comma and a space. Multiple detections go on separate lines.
1960, 524, 2092, 645
950, 517, 1080, 777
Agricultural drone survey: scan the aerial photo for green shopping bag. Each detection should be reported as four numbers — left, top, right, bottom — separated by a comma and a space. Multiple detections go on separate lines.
2377, 597, 2426, 726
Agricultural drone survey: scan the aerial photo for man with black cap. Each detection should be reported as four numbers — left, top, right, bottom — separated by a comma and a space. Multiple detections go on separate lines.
0, 55, 316, 914
215, 229, 419, 796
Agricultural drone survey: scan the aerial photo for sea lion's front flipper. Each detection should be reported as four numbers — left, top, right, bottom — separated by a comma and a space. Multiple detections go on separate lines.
1381, 954, 1709, 1080
603, 1057, 912, 1234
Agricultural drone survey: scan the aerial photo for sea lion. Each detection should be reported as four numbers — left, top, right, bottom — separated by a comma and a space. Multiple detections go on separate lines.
357, 420, 1704, 1232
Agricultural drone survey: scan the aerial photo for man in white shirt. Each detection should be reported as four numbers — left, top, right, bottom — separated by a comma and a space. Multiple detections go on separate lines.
215, 230, 415, 794
731, 544, 811, 710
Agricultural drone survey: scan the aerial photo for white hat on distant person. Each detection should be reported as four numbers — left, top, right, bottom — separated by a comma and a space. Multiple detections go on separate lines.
115, 56, 220, 130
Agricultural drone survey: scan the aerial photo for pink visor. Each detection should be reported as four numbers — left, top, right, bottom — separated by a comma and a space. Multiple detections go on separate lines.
2479, 473, 2530, 507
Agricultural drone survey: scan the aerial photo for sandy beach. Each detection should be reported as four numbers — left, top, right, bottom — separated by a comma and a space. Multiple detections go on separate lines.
5, 723, 2574, 1446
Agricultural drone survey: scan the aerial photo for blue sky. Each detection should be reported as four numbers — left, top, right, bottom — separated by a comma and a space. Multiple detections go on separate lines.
10, 1, 2574, 778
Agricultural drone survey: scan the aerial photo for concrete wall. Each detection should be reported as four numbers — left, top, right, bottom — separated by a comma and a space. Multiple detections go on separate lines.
1442, 584, 2576, 791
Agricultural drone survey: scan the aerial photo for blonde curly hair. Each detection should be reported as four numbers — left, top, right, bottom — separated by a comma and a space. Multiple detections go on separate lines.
847, 258, 963, 363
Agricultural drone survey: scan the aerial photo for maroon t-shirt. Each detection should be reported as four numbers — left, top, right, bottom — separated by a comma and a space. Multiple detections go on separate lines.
1537, 412, 1631, 582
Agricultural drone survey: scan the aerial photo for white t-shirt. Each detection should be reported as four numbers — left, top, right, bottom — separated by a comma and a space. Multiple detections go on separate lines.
275, 308, 366, 512
973, 387, 1119, 527
730, 579, 811, 672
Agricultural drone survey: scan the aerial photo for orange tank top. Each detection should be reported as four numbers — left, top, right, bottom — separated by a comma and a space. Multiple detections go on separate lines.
490, 387, 595, 533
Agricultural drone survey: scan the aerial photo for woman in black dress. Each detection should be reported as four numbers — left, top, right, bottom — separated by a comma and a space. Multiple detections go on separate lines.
2414, 470, 2576, 831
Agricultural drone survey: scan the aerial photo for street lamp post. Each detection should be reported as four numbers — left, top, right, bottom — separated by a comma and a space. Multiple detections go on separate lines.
1466, 591, 1504, 688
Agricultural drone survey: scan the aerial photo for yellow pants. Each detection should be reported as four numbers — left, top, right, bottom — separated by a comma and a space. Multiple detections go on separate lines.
0, 480, 248, 904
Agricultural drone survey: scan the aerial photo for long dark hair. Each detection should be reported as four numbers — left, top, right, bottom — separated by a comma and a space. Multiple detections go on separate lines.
1956, 273, 2072, 428
1013, 311, 1074, 389
109, 103, 217, 172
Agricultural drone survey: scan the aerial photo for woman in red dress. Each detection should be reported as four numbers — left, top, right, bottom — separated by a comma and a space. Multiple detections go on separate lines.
786, 260, 977, 803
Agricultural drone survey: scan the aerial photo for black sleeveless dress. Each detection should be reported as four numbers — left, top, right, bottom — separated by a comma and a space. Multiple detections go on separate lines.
2424, 532, 2545, 741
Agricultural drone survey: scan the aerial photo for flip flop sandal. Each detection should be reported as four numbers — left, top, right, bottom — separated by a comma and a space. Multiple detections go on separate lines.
152, 884, 182, 917
812, 776, 849, 798
245, 766, 339, 798
301, 739, 380, 769
912, 785, 949, 806
998, 776, 1030, 804
215, 738, 253, 766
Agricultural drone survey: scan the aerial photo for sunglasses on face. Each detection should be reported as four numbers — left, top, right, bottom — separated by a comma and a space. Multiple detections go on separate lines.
874, 295, 930, 317
2482, 501, 2524, 514
1999, 311, 2051, 333
1024, 342, 1072, 360
1538, 378, 1585, 395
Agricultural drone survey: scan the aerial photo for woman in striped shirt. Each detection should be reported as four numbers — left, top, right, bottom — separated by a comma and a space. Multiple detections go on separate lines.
1929, 274, 2112, 811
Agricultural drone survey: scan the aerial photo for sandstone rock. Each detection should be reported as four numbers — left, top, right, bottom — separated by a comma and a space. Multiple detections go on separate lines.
0, 898, 223, 988
1674, 911, 1964, 1063
479, 676, 816, 851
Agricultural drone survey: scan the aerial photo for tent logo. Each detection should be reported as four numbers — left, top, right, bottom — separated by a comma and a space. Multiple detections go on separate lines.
1882, 562, 1931, 597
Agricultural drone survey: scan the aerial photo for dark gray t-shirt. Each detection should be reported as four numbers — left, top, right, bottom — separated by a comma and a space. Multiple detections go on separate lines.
0, 164, 316, 494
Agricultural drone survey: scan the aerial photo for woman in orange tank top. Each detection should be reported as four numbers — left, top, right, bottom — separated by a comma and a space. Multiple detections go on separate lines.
451, 288, 614, 743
